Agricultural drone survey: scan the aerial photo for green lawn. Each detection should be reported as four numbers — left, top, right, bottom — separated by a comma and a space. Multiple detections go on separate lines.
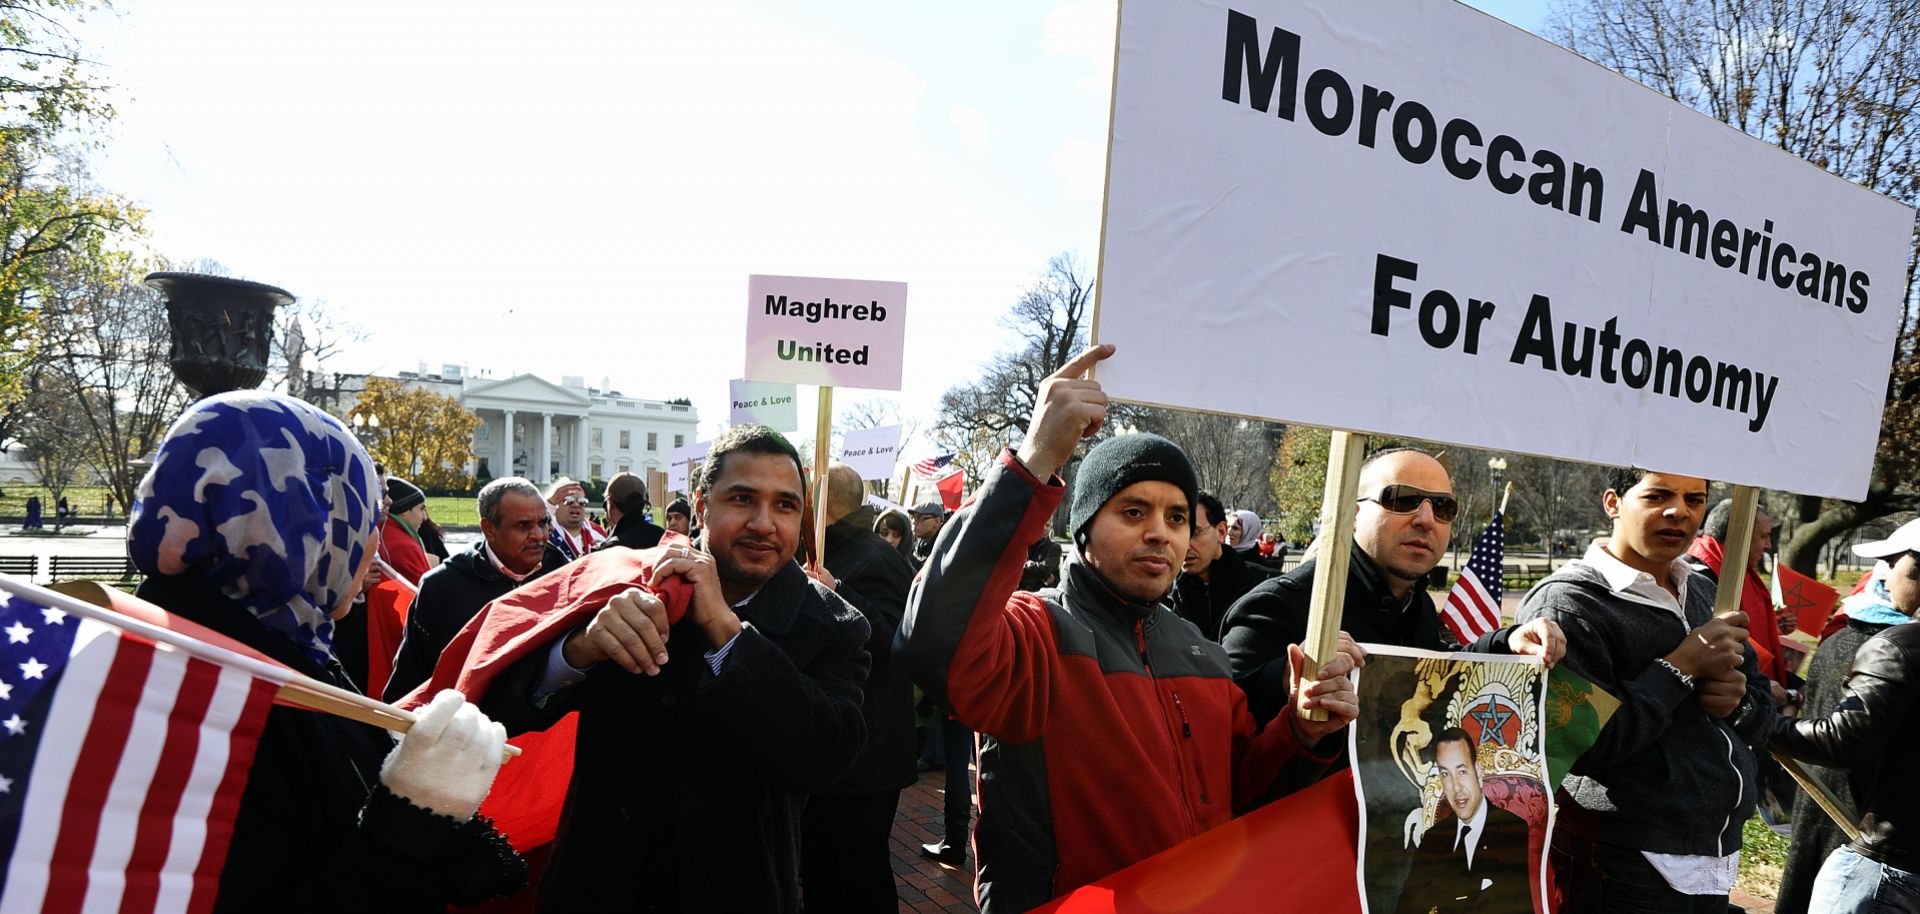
1736, 814, 1791, 900
0, 484, 120, 515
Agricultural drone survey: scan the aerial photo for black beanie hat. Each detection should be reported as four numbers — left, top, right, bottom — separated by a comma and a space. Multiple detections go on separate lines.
1068, 433, 1199, 547
386, 477, 426, 515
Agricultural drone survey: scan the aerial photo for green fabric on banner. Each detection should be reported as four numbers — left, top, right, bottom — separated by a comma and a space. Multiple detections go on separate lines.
1544, 664, 1620, 789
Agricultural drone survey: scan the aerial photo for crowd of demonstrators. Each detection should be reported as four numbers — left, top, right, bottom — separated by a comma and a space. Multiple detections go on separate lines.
1221, 447, 1565, 803
383, 476, 552, 702
1768, 522, 1920, 913
93, 339, 1908, 913
1173, 490, 1275, 640
541, 477, 607, 567
477, 425, 871, 912
803, 462, 918, 912
126, 392, 525, 911
1519, 468, 1774, 913
896, 345, 1363, 912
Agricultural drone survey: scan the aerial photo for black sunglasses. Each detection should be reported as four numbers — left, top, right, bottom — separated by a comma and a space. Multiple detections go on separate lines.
1358, 485, 1458, 523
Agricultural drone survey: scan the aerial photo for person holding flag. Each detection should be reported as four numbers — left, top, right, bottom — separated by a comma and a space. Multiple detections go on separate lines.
123, 391, 525, 911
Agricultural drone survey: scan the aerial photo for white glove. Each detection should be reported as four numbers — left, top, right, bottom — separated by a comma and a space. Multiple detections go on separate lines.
379, 689, 507, 820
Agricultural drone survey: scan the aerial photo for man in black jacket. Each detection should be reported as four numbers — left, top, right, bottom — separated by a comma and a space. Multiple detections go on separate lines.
1221, 448, 1562, 755
384, 477, 551, 702
802, 462, 917, 913
595, 471, 665, 552
1770, 520, 1920, 911
479, 424, 871, 913
1174, 490, 1275, 641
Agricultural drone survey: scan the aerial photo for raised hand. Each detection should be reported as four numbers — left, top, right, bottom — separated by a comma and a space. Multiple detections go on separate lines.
1015, 343, 1115, 480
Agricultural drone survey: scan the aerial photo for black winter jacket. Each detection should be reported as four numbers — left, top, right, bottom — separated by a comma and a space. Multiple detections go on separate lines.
1771, 621, 1920, 873
596, 514, 666, 552
822, 518, 918, 795
134, 573, 523, 912
1174, 545, 1276, 641
383, 542, 544, 703
479, 557, 871, 913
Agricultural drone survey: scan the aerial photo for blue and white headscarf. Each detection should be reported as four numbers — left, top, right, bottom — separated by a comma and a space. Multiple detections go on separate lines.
128, 392, 382, 666
1841, 561, 1914, 628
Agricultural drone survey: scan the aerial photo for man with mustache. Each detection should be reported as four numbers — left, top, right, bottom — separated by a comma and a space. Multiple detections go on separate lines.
479, 425, 871, 912
1221, 448, 1565, 798
897, 344, 1365, 912
1518, 468, 1772, 913
1394, 729, 1532, 914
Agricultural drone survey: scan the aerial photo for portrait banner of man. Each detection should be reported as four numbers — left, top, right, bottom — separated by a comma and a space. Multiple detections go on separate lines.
1353, 646, 1550, 914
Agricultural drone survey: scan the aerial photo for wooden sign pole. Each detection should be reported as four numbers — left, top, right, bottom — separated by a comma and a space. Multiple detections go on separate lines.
811, 386, 835, 570
1300, 430, 1367, 722
1712, 485, 1761, 615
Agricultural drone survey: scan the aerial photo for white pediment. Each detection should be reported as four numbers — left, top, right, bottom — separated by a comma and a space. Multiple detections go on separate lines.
463, 373, 591, 410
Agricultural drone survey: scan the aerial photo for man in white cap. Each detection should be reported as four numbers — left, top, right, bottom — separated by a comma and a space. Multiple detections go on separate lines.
1768, 517, 1920, 911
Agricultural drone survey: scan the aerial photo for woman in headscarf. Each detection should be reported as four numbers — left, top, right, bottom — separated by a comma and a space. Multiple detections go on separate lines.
873, 509, 916, 565
1228, 509, 1265, 556
127, 391, 524, 912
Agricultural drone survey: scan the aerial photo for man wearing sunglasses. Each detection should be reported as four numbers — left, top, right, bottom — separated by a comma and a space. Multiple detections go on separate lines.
1220, 447, 1564, 797
544, 477, 609, 568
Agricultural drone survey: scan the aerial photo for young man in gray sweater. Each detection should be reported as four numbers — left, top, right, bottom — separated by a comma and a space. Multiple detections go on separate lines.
1517, 467, 1775, 913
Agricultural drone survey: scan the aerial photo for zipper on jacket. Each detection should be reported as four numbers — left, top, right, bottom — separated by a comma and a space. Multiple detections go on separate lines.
1170, 689, 1211, 806
1136, 619, 1198, 834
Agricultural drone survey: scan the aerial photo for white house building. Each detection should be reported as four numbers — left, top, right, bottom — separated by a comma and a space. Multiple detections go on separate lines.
329, 364, 699, 485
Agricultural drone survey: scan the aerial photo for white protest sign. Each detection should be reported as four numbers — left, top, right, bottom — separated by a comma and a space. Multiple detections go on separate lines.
744, 274, 908, 390
728, 379, 799, 431
837, 425, 903, 481
666, 440, 710, 493
1095, 0, 1915, 499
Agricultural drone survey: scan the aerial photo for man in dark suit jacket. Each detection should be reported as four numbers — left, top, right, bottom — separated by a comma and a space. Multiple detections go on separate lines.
1395, 728, 1533, 914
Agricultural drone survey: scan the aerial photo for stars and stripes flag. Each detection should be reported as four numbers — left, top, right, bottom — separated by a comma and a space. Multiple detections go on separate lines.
0, 584, 285, 914
1442, 510, 1507, 646
910, 454, 955, 477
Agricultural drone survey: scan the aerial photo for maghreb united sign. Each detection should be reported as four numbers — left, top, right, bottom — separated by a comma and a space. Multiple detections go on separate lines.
1093, 0, 1916, 500
744, 274, 908, 391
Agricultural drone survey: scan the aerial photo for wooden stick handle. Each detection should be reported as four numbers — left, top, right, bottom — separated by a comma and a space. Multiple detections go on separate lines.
1772, 750, 1860, 842
812, 386, 835, 570
1300, 430, 1367, 722
1714, 486, 1760, 616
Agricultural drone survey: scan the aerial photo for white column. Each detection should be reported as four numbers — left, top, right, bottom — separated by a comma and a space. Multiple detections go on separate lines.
501, 410, 515, 479
540, 413, 554, 483
575, 416, 590, 479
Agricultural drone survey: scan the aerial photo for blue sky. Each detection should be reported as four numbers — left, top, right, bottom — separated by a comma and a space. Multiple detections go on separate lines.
74, 1, 1551, 448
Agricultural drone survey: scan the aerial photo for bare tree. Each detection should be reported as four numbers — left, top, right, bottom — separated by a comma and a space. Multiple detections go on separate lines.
1129, 407, 1283, 515
1550, 0, 1920, 574
35, 254, 189, 511
15, 370, 90, 505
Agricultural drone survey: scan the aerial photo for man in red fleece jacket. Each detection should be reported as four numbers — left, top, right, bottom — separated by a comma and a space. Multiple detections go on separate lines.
896, 344, 1364, 912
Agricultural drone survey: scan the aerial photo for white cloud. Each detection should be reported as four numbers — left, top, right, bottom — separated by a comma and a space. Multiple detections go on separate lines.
1042, 0, 1116, 61
948, 105, 989, 153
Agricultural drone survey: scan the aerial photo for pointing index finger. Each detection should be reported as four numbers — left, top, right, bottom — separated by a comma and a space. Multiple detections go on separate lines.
1051, 343, 1116, 381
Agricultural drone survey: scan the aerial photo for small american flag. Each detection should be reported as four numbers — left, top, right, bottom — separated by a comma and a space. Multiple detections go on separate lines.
910, 454, 955, 477
1442, 511, 1506, 646
0, 589, 282, 913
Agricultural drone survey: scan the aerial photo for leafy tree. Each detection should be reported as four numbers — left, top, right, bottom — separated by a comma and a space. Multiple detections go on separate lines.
1550, 0, 1920, 573
349, 377, 481, 490
1270, 426, 1331, 543
0, 1, 136, 409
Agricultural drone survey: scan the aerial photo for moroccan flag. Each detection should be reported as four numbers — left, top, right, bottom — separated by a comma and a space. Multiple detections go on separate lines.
398, 539, 696, 855
1033, 768, 1362, 913
1543, 664, 1620, 790
1773, 562, 1841, 638
934, 470, 966, 511
0, 581, 283, 914
362, 574, 414, 703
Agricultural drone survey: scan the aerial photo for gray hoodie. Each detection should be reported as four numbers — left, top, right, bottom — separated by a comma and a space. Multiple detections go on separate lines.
1517, 559, 1773, 856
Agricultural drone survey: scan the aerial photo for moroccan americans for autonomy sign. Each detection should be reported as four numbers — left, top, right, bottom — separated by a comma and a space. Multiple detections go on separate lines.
1093, 0, 1915, 499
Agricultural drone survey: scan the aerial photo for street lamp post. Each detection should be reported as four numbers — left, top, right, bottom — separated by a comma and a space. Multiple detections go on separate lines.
352, 412, 382, 458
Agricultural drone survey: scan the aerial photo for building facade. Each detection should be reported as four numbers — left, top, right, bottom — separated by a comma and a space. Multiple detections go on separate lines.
326, 364, 698, 486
